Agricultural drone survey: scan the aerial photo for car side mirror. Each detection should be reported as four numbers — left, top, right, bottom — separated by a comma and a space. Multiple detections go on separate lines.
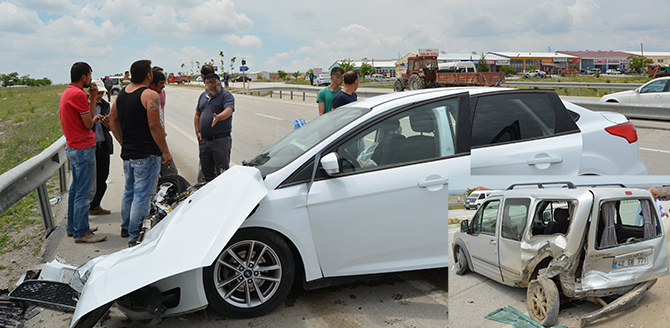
460, 220, 469, 233
635, 88, 641, 94
320, 152, 340, 176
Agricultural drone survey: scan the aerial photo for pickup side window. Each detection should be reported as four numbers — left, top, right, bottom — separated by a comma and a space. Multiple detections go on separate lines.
501, 198, 530, 241
597, 199, 662, 249
471, 93, 557, 147
531, 200, 574, 236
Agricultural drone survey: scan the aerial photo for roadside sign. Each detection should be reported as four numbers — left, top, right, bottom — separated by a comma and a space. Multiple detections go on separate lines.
418, 48, 439, 57
240, 66, 249, 72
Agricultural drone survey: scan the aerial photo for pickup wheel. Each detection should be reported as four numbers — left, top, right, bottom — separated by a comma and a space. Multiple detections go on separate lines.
527, 278, 559, 326
393, 79, 405, 92
455, 247, 469, 275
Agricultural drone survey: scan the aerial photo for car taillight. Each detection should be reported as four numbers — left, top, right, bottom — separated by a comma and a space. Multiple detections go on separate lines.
605, 122, 638, 143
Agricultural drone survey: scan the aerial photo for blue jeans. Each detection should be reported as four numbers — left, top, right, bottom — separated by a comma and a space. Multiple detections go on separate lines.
66, 146, 96, 238
122, 155, 160, 241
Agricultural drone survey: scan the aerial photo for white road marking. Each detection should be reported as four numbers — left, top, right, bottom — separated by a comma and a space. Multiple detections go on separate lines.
255, 113, 284, 121
640, 147, 670, 154
166, 120, 238, 166
167, 120, 198, 144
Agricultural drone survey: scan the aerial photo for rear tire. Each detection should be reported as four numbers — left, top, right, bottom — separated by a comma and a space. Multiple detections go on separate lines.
203, 229, 295, 318
527, 278, 559, 326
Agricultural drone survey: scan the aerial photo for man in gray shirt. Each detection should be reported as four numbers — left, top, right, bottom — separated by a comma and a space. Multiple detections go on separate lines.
194, 73, 234, 182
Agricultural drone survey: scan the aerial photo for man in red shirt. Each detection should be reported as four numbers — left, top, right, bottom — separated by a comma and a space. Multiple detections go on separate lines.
60, 62, 107, 243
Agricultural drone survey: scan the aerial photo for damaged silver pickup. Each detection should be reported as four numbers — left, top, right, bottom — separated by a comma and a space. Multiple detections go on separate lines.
452, 182, 669, 327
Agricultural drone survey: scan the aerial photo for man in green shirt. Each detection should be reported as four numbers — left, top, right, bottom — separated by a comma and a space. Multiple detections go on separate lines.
316, 67, 344, 116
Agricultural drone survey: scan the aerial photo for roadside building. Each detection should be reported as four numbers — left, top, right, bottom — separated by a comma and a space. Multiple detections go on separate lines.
488, 52, 580, 74
328, 58, 398, 78
558, 50, 632, 73
622, 51, 670, 66
438, 53, 510, 72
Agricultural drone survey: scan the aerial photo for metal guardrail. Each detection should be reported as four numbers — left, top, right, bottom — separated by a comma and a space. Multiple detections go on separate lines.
0, 135, 67, 233
569, 101, 670, 121
501, 81, 642, 97
233, 85, 392, 99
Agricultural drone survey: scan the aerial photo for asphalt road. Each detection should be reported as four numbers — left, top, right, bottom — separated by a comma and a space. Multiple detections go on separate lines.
448, 201, 670, 328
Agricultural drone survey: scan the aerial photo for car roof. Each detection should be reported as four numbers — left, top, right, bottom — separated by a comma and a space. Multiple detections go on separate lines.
490, 187, 651, 199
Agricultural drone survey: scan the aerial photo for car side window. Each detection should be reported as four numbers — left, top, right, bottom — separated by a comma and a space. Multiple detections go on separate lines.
480, 200, 500, 235
336, 98, 459, 173
501, 198, 530, 241
640, 80, 668, 93
530, 200, 574, 236
471, 93, 557, 147
597, 199, 662, 249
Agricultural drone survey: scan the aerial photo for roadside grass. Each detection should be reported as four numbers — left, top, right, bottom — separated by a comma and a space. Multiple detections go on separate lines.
0, 85, 66, 259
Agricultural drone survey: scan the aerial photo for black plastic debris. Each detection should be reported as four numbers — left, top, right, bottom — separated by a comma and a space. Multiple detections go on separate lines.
1, 289, 43, 327
9, 280, 79, 311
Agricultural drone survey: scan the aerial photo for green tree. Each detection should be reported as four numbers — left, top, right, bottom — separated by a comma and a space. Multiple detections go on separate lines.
292, 71, 300, 79
527, 64, 538, 71
500, 65, 514, 76
277, 70, 288, 80
219, 51, 225, 74
360, 62, 375, 77
339, 58, 355, 72
477, 53, 490, 72
628, 55, 653, 72
1, 72, 19, 86
230, 56, 237, 74
195, 61, 201, 73
466, 188, 476, 197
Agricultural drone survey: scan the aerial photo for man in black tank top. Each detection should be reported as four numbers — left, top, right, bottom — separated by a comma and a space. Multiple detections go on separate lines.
108, 59, 173, 247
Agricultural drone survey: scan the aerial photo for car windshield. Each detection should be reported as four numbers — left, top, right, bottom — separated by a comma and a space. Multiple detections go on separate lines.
246, 107, 370, 177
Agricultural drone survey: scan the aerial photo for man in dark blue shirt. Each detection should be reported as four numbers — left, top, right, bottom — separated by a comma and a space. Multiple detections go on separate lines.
194, 73, 234, 182
332, 70, 360, 110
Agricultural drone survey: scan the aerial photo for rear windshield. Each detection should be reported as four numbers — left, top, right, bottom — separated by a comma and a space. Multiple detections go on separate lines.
596, 198, 662, 249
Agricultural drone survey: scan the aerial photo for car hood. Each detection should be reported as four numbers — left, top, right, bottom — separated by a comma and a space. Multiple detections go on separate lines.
71, 165, 268, 326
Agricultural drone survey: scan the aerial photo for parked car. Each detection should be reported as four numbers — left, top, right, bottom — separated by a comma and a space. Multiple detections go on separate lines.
109, 76, 122, 95
605, 69, 621, 75
581, 68, 600, 75
370, 74, 390, 81
312, 74, 331, 86
58, 87, 645, 326
232, 76, 252, 82
463, 190, 497, 210
600, 76, 670, 106
523, 70, 547, 79
452, 182, 668, 326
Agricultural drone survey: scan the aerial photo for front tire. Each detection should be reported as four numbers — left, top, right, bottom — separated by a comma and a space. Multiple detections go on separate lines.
527, 278, 560, 326
455, 247, 469, 275
407, 74, 422, 90
393, 79, 405, 92
203, 229, 295, 318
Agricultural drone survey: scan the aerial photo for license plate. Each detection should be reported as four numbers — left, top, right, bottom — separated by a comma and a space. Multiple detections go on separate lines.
613, 254, 648, 269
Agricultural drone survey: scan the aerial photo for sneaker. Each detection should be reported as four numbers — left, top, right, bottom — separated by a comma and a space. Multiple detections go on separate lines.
89, 206, 111, 215
128, 239, 138, 247
121, 229, 129, 238
74, 231, 107, 243
67, 226, 98, 237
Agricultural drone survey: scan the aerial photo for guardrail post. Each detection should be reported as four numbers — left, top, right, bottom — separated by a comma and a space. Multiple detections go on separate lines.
280, 91, 282, 99
579, 88, 582, 97
303, 92, 305, 101
270, 91, 273, 98
291, 91, 293, 100
59, 163, 67, 193
36, 183, 55, 233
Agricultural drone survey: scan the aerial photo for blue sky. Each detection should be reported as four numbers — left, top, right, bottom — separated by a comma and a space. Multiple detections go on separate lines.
1, 0, 669, 84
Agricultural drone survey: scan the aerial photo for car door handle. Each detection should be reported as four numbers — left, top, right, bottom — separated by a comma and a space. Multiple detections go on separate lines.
489, 239, 497, 245
527, 156, 563, 165
418, 177, 449, 188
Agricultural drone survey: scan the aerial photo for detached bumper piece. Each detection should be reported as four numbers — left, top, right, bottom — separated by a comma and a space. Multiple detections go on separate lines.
9, 280, 79, 311
580, 279, 657, 327
486, 305, 567, 328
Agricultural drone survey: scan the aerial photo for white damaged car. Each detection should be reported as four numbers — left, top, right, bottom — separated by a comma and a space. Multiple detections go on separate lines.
9, 88, 649, 327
